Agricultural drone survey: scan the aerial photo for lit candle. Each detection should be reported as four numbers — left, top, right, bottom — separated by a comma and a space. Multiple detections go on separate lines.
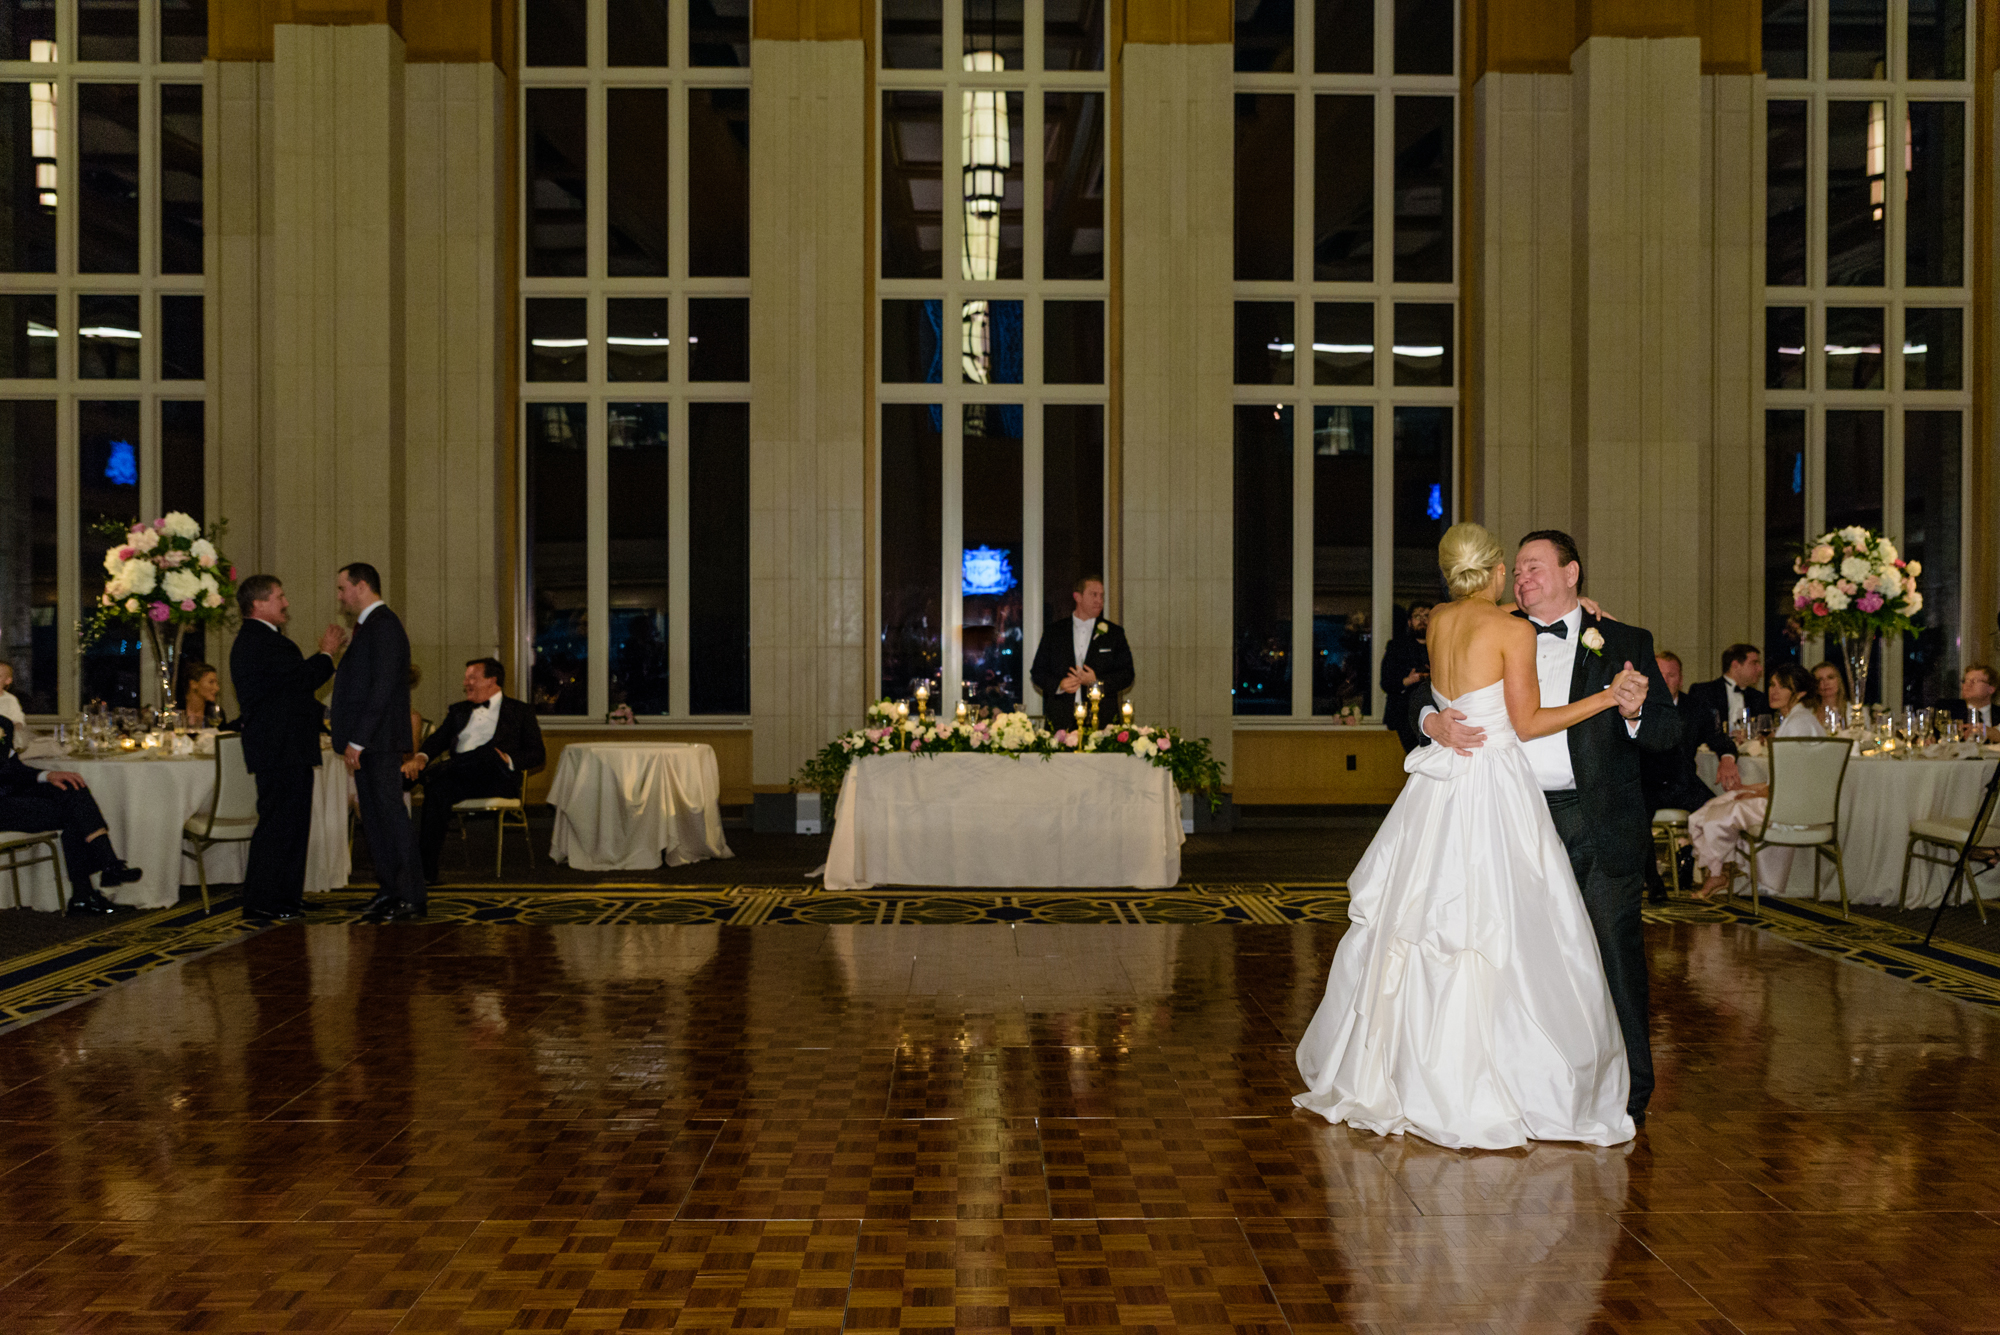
954, 701, 967, 721
915, 683, 929, 703
1088, 683, 1102, 702
1121, 702, 1133, 726
1074, 702, 1086, 723
896, 702, 909, 721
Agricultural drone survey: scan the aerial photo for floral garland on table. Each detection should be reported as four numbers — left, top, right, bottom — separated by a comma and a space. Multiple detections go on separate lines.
1787, 526, 1921, 639
793, 700, 1227, 810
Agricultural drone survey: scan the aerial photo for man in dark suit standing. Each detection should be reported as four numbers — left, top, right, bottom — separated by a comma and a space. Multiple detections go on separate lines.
401, 657, 545, 886
1415, 530, 1680, 1122
0, 716, 141, 914
1027, 575, 1135, 727
1685, 643, 1769, 735
329, 562, 425, 922
229, 574, 346, 924
1641, 649, 1737, 901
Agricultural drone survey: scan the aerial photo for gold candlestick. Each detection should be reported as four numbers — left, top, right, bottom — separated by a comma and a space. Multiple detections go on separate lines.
1087, 683, 1102, 731
914, 683, 929, 721
1073, 701, 1086, 744
1120, 701, 1133, 728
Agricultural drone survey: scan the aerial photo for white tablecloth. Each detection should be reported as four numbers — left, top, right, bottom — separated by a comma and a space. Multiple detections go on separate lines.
821, 753, 1185, 890
547, 742, 734, 871
1697, 749, 2000, 907
2, 753, 352, 910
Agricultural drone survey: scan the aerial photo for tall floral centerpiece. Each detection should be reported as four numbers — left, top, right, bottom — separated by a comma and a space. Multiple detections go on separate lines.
1788, 526, 1922, 723
82, 513, 239, 713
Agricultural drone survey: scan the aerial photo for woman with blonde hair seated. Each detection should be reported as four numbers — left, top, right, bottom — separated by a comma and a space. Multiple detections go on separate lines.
1811, 659, 1849, 730
1688, 661, 1825, 899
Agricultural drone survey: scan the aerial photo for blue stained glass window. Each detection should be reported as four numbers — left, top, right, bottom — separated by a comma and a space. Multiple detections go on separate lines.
1425, 483, 1443, 520
962, 545, 1017, 595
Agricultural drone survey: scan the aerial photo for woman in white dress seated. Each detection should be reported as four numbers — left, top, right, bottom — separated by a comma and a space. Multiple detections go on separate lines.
1688, 662, 1825, 900
1293, 523, 1649, 1150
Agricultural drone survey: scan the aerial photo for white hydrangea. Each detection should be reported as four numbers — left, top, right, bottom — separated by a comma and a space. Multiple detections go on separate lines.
1905, 591, 1923, 614
162, 568, 203, 603
198, 571, 219, 594
1807, 563, 1835, 583
1840, 526, 1869, 546
1879, 569, 1904, 596
1875, 536, 1898, 561
189, 537, 217, 567
1838, 556, 1873, 584
1133, 738, 1158, 758
1823, 587, 1851, 611
129, 527, 159, 553
990, 711, 1040, 751
123, 559, 157, 595
102, 545, 126, 575
162, 511, 200, 540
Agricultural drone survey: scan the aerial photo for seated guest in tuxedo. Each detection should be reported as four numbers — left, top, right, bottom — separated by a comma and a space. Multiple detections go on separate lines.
1028, 576, 1135, 726
0, 660, 26, 733
1939, 664, 1998, 736
401, 657, 545, 886
1687, 663, 1826, 900
1686, 643, 1769, 734
0, 715, 141, 915
1379, 603, 1432, 753
1811, 659, 1850, 729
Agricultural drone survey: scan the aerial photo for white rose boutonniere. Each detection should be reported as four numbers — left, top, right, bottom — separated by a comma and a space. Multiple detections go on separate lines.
1579, 627, 1605, 657
1093, 620, 1108, 639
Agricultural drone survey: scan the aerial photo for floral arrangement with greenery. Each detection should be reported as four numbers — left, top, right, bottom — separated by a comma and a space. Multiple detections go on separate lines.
794, 700, 1227, 810
1788, 525, 1922, 640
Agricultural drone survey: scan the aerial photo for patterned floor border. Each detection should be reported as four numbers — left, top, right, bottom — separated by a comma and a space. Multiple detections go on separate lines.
1, 882, 1998, 1028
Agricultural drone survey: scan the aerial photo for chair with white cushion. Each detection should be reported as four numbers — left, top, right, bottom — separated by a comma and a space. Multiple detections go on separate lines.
1897, 773, 2000, 921
1652, 809, 1690, 895
1724, 736, 1853, 919
454, 796, 534, 878
0, 830, 65, 911
182, 733, 259, 914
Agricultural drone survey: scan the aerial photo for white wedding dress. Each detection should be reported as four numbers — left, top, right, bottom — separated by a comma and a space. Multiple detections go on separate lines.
1294, 680, 1635, 1149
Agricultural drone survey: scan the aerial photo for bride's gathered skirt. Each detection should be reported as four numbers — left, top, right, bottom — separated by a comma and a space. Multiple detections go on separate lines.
1294, 681, 1635, 1149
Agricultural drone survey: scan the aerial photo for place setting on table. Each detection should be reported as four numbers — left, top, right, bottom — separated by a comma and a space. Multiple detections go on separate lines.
801, 684, 1224, 892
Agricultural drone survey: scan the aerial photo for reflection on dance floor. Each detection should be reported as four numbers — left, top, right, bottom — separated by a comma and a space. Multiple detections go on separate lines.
0, 917, 1995, 1328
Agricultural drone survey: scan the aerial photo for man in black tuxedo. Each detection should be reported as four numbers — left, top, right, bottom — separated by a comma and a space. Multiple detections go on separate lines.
1938, 664, 1997, 734
229, 574, 346, 924
1685, 643, 1768, 737
402, 657, 545, 886
1415, 530, 1680, 1121
1380, 603, 1433, 753
0, 716, 141, 915
1641, 649, 1738, 901
329, 562, 425, 922
1027, 576, 1135, 727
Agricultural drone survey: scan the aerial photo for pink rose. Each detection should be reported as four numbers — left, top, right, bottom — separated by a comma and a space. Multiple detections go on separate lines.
1862, 576, 1880, 592
1837, 580, 1856, 595
908, 740, 920, 752
179, 599, 195, 611
1813, 601, 1829, 617
1895, 558, 1906, 567
1794, 594, 1808, 608
117, 546, 133, 560
1118, 730, 1131, 743
1158, 737, 1172, 750
1856, 593, 1884, 612
154, 519, 167, 531
228, 565, 238, 580
148, 602, 171, 622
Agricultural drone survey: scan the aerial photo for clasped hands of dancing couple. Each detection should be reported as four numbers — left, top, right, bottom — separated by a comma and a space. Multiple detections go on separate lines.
1294, 523, 1680, 1151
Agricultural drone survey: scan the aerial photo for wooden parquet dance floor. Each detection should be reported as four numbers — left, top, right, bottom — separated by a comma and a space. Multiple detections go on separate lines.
0, 916, 1997, 1331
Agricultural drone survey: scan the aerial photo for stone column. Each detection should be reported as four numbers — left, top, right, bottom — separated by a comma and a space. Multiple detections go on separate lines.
1571, 36, 1705, 656
1120, 6, 1234, 772
747, 4, 867, 791
1702, 71, 1762, 661
270, 21, 407, 645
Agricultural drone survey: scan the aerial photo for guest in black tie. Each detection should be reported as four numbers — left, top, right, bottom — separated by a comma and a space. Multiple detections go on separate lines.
0, 716, 141, 915
229, 575, 345, 923
402, 658, 545, 886
1379, 603, 1432, 753
1027, 576, 1135, 726
1685, 643, 1769, 734
1641, 650, 1738, 900
1939, 664, 1998, 737
328, 562, 426, 922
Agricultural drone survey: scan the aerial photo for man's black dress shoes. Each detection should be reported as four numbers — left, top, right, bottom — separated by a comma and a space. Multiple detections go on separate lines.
243, 908, 301, 926
66, 894, 120, 917
99, 861, 143, 888
364, 900, 423, 924
360, 892, 398, 918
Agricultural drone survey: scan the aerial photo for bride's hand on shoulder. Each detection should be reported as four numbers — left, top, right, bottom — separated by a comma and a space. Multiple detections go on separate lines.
1579, 595, 1617, 621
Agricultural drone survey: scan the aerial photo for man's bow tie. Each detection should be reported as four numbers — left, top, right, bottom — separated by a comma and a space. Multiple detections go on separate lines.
1511, 609, 1567, 639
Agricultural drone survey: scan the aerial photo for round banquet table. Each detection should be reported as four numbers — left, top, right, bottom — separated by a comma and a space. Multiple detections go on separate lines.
547, 742, 734, 871
1696, 747, 2000, 907
3, 751, 352, 912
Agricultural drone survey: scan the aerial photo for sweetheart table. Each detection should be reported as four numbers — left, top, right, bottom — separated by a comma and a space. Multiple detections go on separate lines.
820, 752, 1185, 890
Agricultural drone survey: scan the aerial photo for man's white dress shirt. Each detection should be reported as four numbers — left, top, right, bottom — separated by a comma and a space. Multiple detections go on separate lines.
456, 695, 506, 765
1071, 615, 1094, 668
1520, 606, 1585, 793
1724, 678, 1748, 722
1967, 702, 1994, 729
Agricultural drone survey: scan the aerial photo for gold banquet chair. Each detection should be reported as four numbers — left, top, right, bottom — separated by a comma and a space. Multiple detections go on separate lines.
1896, 774, 2000, 922
1723, 736, 1854, 919
454, 795, 534, 878
0, 830, 66, 911
1651, 808, 1690, 895
183, 733, 259, 915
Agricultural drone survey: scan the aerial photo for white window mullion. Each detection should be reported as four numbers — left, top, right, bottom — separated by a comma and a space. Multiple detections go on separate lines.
1290, 388, 1313, 719
1022, 405, 1044, 694
586, 398, 611, 718
55, 395, 78, 717
669, 396, 691, 716
941, 409, 965, 708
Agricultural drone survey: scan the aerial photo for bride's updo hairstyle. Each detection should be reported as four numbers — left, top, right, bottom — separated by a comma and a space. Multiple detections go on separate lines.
1438, 522, 1505, 600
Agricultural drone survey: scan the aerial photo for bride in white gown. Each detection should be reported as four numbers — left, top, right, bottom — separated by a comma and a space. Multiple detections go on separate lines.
1295, 523, 1643, 1149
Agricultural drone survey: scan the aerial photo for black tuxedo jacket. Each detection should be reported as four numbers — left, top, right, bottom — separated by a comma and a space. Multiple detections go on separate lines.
1939, 699, 1998, 728
1643, 691, 1734, 812
329, 603, 414, 756
1410, 610, 1682, 876
229, 620, 334, 773
1029, 617, 1136, 722
1380, 638, 1431, 752
1685, 677, 1769, 731
0, 717, 45, 795
420, 696, 547, 778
